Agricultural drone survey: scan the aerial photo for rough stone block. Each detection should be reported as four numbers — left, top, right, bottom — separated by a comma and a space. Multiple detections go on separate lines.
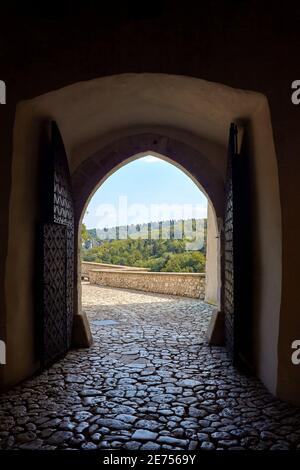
72, 311, 93, 348
206, 309, 225, 345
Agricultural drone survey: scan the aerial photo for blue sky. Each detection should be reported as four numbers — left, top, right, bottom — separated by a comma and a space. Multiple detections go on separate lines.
83, 155, 208, 229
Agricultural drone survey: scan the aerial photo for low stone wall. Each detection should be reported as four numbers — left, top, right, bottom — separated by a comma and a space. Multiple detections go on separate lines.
89, 269, 206, 299
81, 261, 149, 278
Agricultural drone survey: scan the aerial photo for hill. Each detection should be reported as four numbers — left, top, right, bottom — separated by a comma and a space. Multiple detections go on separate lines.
82, 219, 207, 273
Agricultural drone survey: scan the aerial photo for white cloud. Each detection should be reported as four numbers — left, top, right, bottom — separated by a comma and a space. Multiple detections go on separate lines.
142, 155, 161, 163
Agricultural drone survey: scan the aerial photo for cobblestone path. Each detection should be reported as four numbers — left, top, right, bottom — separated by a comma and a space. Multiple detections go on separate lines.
1, 283, 300, 450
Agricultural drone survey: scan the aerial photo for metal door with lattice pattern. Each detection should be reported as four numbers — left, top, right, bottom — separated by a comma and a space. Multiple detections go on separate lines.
222, 122, 251, 367
40, 122, 74, 365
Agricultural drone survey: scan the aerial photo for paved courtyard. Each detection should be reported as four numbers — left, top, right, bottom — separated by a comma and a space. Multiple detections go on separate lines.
0, 283, 300, 450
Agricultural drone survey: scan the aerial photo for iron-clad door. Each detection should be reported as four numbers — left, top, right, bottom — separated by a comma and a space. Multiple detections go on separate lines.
41, 122, 75, 365
223, 122, 249, 367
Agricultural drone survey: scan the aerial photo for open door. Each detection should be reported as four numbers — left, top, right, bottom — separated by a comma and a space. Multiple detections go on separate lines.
223, 122, 252, 369
40, 122, 75, 366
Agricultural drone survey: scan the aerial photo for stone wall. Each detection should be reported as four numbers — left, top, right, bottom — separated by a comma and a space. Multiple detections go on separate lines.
81, 261, 149, 278
88, 268, 206, 299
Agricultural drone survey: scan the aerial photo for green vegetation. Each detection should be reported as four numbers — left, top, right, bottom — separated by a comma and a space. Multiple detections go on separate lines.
81, 223, 89, 243
81, 219, 207, 273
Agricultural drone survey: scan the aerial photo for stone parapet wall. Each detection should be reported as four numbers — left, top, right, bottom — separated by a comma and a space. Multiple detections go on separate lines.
81, 261, 149, 278
89, 268, 206, 299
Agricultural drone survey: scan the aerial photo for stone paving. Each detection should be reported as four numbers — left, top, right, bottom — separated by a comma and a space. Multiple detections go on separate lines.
0, 283, 300, 451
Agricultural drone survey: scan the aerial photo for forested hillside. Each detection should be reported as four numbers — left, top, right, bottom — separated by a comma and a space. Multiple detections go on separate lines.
81, 219, 207, 273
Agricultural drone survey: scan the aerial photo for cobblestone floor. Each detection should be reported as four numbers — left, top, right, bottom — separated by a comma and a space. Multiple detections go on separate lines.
1, 283, 300, 451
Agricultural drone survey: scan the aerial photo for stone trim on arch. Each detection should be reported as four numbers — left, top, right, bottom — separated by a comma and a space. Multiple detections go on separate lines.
72, 133, 224, 224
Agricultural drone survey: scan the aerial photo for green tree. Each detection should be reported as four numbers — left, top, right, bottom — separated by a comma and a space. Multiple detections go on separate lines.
81, 223, 89, 243
162, 251, 206, 273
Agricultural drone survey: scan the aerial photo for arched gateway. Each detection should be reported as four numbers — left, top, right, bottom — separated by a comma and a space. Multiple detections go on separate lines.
4, 74, 281, 400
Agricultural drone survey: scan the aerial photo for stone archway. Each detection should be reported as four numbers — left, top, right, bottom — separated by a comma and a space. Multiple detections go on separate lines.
72, 134, 224, 220
4, 73, 282, 401
72, 133, 223, 325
